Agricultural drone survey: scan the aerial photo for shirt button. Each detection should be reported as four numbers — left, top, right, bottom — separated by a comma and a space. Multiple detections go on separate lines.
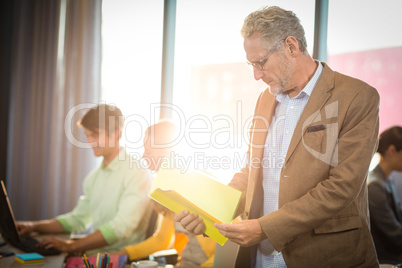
290, 106, 294, 109
285, 130, 289, 134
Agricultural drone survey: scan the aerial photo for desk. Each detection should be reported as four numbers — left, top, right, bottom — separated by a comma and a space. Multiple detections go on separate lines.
0, 234, 68, 268
1, 235, 174, 268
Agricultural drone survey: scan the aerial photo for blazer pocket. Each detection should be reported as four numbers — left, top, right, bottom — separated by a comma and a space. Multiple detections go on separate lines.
306, 124, 326, 133
303, 124, 327, 154
314, 215, 362, 234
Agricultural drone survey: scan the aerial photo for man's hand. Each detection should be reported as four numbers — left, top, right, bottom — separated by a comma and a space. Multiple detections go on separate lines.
36, 237, 72, 252
174, 210, 205, 235
16, 221, 35, 235
215, 219, 267, 247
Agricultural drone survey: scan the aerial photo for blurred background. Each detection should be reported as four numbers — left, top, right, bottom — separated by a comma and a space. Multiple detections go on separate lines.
1, 0, 401, 220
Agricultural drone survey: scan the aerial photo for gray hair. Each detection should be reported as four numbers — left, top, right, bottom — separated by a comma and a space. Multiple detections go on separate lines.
241, 6, 308, 52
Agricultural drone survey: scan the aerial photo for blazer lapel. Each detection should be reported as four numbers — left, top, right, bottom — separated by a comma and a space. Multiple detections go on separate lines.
284, 63, 335, 165
245, 89, 277, 217
250, 90, 277, 160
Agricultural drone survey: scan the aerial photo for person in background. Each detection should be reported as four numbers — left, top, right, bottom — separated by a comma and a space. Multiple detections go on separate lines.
368, 126, 402, 264
175, 5, 379, 268
16, 104, 154, 254
114, 120, 215, 267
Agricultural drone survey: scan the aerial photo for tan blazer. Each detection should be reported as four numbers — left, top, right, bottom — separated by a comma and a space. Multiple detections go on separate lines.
229, 63, 380, 267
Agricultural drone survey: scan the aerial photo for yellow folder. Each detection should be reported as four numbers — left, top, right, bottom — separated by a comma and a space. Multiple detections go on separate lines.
149, 168, 242, 246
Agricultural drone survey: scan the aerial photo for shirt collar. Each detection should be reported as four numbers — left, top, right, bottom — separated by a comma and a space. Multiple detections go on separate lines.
275, 61, 323, 103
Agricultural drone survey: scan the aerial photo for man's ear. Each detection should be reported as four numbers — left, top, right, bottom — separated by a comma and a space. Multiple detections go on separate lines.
285, 36, 300, 57
386, 144, 397, 156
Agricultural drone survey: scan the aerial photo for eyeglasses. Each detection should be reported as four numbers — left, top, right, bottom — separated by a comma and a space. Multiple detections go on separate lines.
247, 39, 285, 71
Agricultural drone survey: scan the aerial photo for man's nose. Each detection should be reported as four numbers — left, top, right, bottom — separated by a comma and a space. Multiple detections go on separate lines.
253, 67, 264, 81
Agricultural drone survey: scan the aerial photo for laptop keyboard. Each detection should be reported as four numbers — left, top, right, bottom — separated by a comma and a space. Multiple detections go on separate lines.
15, 234, 61, 256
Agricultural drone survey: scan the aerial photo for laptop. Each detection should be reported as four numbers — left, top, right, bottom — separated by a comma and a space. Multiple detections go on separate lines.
0, 180, 61, 255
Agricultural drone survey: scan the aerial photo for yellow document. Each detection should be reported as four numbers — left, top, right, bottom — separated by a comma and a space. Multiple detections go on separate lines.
149, 168, 242, 245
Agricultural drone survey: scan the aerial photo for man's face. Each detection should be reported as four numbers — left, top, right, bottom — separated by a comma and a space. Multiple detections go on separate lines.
244, 32, 295, 95
84, 128, 118, 157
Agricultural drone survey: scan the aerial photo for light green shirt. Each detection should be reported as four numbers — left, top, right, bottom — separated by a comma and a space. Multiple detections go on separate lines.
57, 149, 154, 252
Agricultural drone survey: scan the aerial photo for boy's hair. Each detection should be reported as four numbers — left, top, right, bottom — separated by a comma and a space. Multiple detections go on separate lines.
78, 104, 124, 135
377, 126, 402, 156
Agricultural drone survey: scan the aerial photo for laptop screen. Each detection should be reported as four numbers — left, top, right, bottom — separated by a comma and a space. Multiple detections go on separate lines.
0, 180, 21, 244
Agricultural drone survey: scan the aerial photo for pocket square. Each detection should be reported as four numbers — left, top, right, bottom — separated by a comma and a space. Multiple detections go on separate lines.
307, 124, 326, 132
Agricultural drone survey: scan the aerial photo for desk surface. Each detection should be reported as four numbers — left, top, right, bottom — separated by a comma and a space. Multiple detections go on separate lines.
0, 235, 174, 268
0, 234, 67, 267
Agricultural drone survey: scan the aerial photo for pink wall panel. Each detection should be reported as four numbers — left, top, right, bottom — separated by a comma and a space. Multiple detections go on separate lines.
328, 46, 402, 133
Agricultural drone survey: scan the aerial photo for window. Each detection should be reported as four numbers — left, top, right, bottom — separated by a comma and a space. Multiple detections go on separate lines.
102, 0, 164, 155
173, 0, 315, 182
102, 1, 318, 182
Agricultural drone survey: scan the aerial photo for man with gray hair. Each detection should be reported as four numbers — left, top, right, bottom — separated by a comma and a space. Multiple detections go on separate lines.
175, 6, 379, 267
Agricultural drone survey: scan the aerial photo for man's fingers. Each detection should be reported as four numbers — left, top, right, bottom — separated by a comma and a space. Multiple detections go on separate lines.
44, 243, 55, 249
17, 226, 25, 234
215, 223, 238, 237
173, 210, 189, 222
184, 216, 204, 234
215, 222, 253, 244
36, 240, 49, 248
36, 237, 55, 248
193, 219, 206, 235
215, 219, 266, 247
179, 213, 198, 226
21, 228, 31, 235
174, 211, 205, 235
215, 223, 234, 232
16, 223, 32, 235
